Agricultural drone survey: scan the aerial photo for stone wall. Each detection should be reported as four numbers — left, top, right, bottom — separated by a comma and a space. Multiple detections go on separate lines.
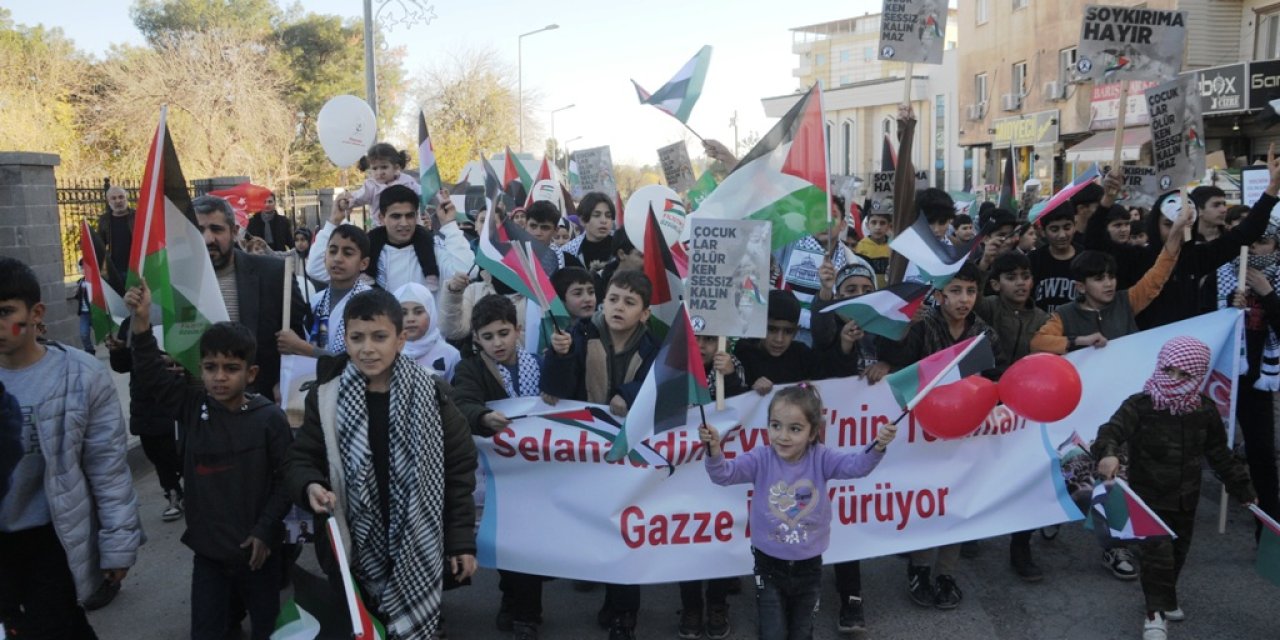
0, 152, 77, 346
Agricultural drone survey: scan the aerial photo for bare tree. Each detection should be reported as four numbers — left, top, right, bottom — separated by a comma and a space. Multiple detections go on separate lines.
414, 46, 540, 183
83, 30, 297, 185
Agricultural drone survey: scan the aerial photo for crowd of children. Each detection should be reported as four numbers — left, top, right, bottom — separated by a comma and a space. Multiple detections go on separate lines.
4, 138, 1280, 640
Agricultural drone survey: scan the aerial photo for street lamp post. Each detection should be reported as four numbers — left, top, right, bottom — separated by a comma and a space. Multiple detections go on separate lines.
550, 103, 576, 166
564, 135, 583, 178
518, 24, 559, 152
362, 0, 437, 118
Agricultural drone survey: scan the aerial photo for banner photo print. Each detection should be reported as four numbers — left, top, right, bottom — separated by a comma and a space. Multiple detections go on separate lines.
657, 142, 696, 193
1077, 5, 1188, 82
686, 219, 771, 338
1146, 74, 1206, 191
570, 146, 617, 198
878, 0, 949, 65
1116, 165, 1159, 210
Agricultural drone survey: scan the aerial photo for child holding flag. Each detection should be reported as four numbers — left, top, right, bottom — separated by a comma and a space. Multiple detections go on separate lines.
699, 384, 896, 639
1092, 336, 1257, 640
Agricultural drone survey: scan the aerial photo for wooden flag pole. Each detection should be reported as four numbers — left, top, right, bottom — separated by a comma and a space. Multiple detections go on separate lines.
902, 62, 915, 105
1182, 186, 1194, 242
1111, 82, 1130, 172
715, 336, 727, 411
282, 257, 294, 331
1220, 246, 1250, 534
680, 121, 707, 143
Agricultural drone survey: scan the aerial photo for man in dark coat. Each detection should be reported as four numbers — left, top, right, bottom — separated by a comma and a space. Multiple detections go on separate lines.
246, 193, 294, 252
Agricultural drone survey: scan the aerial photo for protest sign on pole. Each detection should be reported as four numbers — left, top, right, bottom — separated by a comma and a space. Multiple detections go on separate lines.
657, 141, 696, 193
877, 0, 949, 65
1242, 165, 1271, 208
1076, 6, 1188, 83
870, 170, 929, 214
1116, 165, 1159, 210
1146, 74, 1205, 193
570, 146, 617, 197
687, 219, 772, 339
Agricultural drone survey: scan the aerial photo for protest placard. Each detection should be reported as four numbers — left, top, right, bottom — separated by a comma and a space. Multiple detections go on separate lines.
657, 141, 696, 193
1242, 165, 1271, 208
571, 146, 617, 197
1076, 5, 1187, 83
877, 0, 949, 65
686, 219, 771, 338
1146, 74, 1205, 192
869, 170, 929, 214
1116, 165, 1159, 209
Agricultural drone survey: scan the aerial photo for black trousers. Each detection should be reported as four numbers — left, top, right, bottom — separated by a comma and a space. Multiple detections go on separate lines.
498, 570, 545, 624
139, 433, 183, 495
678, 577, 734, 609
833, 560, 861, 599
1138, 508, 1196, 613
0, 524, 98, 640
190, 553, 281, 640
1237, 385, 1280, 531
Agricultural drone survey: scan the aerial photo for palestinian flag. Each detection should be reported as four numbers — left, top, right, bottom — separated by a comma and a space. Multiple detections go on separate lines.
327, 518, 388, 639
631, 45, 712, 124
127, 107, 229, 375
78, 222, 128, 344
208, 182, 272, 230
607, 305, 711, 462
481, 155, 503, 210
687, 169, 719, 211
543, 406, 672, 470
1029, 163, 1101, 223
998, 152, 1017, 211
525, 156, 554, 208
1090, 478, 1176, 541
568, 159, 582, 195
476, 206, 569, 348
643, 205, 685, 340
886, 334, 994, 410
1105, 55, 1131, 80
889, 214, 981, 289
503, 146, 533, 193
1056, 431, 1092, 463
742, 274, 766, 304
881, 133, 897, 171
1250, 505, 1280, 587
418, 111, 442, 211
818, 282, 931, 341
693, 84, 829, 251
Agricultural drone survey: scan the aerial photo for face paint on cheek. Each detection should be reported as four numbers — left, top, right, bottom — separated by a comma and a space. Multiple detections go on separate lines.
11, 322, 27, 336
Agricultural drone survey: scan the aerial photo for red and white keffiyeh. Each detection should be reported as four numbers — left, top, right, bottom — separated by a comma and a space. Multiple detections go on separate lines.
1143, 336, 1211, 416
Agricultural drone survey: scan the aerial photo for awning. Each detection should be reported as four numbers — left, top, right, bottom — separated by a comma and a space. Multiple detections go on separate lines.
1066, 127, 1151, 164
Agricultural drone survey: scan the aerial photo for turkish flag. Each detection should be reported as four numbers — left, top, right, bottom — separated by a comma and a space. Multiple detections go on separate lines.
209, 182, 272, 228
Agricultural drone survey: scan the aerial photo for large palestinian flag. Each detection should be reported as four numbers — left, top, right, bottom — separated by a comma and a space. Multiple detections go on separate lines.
693, 84, 830, 251
886, 334, 994, 410
631, 45, 712, 124
78, 222, 128, 344
889, 214, 981, 289
642, 205, 685, 340
1028, 164, 1101, 223
418, 111, 442, 211
1090, 479, 1176, 541
475, 207, 569, 349
607, 306, 711, 462
127, 107, 229, 375
818, 282, 931, 341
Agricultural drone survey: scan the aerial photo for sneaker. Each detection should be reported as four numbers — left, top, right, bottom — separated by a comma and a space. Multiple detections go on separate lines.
1102, 548, 1139, 580
706, 603, 730, 640
677, 607, 703, 639
933, 574, 962, 610
1143, 612, 1167, 640
495, 597, 513, 632
608, 612, 637, 640
512, 622, 539, 640
1164, 608, 1185, 622
162, 492, 183, 522
83, 579, 121, 611
907, 565, 934, 608
960, 541, 981, 559
836, 596, 865, 633
1010, 543, 1044, 582
1040, 525, 1060, 540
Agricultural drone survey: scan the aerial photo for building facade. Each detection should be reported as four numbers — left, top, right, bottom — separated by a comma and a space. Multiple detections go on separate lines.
761, 12, 966, 194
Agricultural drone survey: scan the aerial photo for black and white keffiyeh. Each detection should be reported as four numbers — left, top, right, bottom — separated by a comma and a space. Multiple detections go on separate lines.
495, 350, 541, 398
336, 355, 445, 639
1216, 258, 1280, 391
316, 278, 373, 353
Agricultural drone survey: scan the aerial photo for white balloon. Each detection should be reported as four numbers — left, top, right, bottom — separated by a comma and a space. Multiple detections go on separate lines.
317, 95, 377, 168
530, 179, 564, 213
624, 184, 687, 249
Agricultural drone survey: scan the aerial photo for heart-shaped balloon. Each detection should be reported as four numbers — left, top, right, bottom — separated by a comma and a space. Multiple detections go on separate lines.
317, 95, 377, 168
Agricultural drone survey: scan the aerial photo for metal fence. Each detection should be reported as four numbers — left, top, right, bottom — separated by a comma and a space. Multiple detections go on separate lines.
56, 179, 335, 279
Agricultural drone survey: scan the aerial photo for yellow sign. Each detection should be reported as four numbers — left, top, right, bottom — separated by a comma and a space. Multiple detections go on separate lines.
991, 111, 1059, 147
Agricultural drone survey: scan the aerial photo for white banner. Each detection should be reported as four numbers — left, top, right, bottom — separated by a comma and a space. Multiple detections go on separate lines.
473, 310, 1241, 584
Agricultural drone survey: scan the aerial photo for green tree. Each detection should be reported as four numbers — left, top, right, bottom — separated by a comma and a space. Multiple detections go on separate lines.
0, 8, 92, 176
130, 0, 280, 44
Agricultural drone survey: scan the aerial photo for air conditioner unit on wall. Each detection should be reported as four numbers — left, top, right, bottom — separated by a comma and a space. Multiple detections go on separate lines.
1042, 81, 1064, 102
966, 103, 986, 120
1001, 93, 1021, 111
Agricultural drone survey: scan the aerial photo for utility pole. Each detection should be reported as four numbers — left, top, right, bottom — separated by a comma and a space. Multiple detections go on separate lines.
730, 111, 740, 157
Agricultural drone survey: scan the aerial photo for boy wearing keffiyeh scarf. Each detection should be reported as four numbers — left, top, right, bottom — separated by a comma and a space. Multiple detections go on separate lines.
1091, 337, 1257, 640
286, 289, 477, 640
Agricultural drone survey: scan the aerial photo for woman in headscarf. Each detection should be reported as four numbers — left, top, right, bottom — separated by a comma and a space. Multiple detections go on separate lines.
395, 283, 460, 382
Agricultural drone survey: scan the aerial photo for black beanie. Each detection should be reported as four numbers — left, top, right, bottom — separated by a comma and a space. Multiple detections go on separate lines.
768, 289, 802, 324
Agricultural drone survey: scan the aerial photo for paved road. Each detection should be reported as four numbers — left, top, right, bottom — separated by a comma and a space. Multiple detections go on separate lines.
87, 460, 1274, 640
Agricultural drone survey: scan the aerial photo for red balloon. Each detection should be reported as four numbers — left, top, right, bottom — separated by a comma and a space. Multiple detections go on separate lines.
914, 376, 1000, 440
998, 353, 1082, 422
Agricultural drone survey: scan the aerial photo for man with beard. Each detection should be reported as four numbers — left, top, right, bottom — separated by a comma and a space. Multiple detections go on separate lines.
246, 192, 294, 252
95, 186, 135, 292
193, 195, 307, 397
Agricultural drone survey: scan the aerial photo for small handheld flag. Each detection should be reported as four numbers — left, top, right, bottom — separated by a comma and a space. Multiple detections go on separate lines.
632, 45, 713, 126
1090, 478, 1177, 541
1249, 504, 1280, 587
819, 282, 931, 341
885, 334, 994, 410
418, 111, 442, 211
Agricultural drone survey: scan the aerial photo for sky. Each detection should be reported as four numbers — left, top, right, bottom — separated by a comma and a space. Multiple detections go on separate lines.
7, 0, 890, 166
